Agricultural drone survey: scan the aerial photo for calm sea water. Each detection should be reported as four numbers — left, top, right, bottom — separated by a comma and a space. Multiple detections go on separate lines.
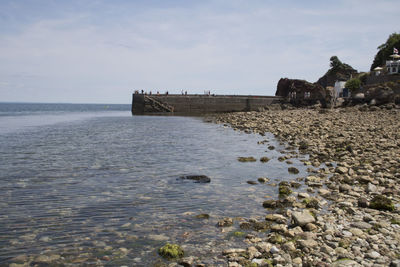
0, 103, 307, 266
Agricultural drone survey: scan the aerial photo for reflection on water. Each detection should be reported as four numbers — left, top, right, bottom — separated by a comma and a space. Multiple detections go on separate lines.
0, 112, 307, 265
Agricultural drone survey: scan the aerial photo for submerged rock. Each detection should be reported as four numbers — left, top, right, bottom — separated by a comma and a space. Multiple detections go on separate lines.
288, 167, 299, 174
179, 175, 211, 183
238, 157, 257, 162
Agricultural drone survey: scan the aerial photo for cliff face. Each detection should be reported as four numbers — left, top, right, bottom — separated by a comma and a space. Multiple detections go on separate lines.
316, 58, 357, 88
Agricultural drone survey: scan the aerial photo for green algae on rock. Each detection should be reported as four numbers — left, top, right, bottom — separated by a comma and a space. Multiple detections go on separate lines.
158, 243, 184, 259
238, 156, 257, 162
369, 195, 395, 211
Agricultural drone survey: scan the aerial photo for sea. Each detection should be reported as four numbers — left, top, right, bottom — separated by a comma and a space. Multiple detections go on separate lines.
0, 102, 307, 266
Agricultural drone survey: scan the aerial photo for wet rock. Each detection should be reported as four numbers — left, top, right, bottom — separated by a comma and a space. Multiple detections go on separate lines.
247, 180, 258, 185
288, 167, 300, 174
265, 214, 287, 224
194, 213, 210, 219
238, 157, 257, 162
158, 243, 184, 259
279, 185, 292, 196
180, 175, 211, 183
260, 157, 270, 163
217, 217, 233, 227
178, 256, 195, 267
263, 200, 277, 209
258, 177, 269, 183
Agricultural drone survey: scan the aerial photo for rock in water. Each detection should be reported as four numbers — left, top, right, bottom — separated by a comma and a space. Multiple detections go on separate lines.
158, 243, 184, 259
180, 175, 211, 183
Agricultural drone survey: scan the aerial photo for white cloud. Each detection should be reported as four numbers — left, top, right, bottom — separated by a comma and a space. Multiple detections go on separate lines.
0, 0, 399, 103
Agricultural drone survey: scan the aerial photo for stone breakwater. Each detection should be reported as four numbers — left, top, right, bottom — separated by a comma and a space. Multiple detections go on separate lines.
212, 106, 400, 267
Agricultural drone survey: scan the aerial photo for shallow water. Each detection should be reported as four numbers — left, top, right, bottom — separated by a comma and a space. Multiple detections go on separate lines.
0, 103, 307, 265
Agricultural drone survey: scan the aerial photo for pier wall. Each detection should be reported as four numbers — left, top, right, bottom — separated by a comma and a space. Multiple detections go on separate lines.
131, 94, 283, 115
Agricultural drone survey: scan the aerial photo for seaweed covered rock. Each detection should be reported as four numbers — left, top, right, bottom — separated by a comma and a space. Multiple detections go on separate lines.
369, 195, 395, 211
238, 157, 257, 162
158, 243, 184, 259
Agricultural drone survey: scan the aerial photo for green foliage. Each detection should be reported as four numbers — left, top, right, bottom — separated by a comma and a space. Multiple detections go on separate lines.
345, 78, 361, 92
371, 32, 400, 71
330, 56, 343, 69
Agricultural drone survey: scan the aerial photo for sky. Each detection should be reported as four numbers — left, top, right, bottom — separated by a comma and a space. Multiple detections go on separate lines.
0, 0, 399, 104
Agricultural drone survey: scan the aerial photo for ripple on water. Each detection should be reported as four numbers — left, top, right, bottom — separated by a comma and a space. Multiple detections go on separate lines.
0, 115, 308, 265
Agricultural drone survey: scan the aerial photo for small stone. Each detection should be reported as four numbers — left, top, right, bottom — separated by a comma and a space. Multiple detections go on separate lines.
304, 223, 318, 232
270, 245, 280, 254
217, 217, 233, 227
260, 156, 270, 163
282, 242, 296, 252
265, 214, 287, 224
179, 256, 195, 267
298, 192, 310, 198
367, 250, 380, 259
351, 221, 372, 229
336, 166, 348, 174
258, 177, 269, 183
292, 257, 302, 265
297, 239, 318, 249
358, 198, 368, 208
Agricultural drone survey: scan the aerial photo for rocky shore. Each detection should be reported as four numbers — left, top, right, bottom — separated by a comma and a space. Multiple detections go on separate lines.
210, 105, 400, 267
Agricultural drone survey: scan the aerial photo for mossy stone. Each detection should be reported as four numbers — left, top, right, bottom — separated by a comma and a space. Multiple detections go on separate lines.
158, 243, 184, 259
195, 213, 210, 219
369, 195, 395, 211
238, 157, 257, 162
233, 231, 246, 237
279, 185, 292, 196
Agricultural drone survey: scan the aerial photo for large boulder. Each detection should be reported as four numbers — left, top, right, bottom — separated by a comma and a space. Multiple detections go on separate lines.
275, 78, 328, 106
364, 85, 396, 105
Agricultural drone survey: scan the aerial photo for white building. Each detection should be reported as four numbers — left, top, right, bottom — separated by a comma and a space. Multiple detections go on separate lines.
386, 60, 400, 74
334, 80, 347, 98
386, 52, 400, 74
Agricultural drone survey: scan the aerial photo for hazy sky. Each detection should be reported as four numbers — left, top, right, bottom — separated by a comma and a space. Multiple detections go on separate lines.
0, 0, 398, 104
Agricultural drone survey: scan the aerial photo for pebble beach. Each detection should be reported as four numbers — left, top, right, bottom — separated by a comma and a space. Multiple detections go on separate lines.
210, 105, 400, 267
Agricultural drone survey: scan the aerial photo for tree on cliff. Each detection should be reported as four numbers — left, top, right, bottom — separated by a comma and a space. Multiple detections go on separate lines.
371, 32, 400, 71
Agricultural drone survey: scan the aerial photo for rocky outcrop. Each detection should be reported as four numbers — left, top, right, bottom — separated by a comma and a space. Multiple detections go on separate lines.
275, 78, 329, 106
316, 56, 357, 88
363, 81, 400, 105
